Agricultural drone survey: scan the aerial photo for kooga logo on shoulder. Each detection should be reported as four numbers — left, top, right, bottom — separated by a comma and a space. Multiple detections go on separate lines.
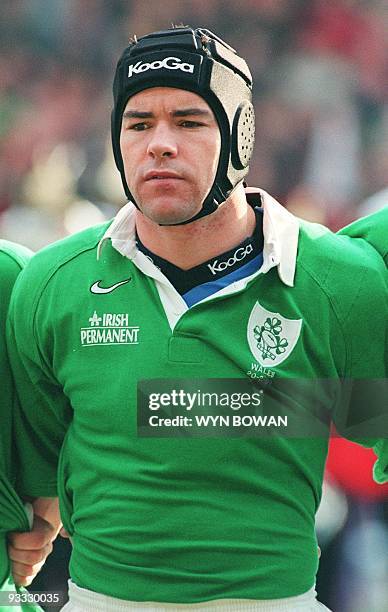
128, 56, 195, 78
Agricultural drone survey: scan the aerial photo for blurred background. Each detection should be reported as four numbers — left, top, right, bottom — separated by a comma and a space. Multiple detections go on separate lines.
0, 0, 387, 610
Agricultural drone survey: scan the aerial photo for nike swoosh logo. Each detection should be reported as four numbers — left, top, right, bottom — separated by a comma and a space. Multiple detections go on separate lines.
90, 279, 131, 294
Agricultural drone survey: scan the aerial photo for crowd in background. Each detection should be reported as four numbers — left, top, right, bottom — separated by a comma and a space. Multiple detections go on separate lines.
0, 1, 387, 611
0, 0, 387, 250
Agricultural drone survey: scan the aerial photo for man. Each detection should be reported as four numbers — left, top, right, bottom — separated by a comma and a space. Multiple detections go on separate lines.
0, 240, 60, 610
7, 27, 387, 610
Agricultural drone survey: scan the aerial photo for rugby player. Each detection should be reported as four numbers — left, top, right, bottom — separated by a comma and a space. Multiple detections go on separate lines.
7, 28, 387, 610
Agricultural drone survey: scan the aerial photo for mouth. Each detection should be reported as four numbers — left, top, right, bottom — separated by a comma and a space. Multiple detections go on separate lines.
145, 171, 183, 181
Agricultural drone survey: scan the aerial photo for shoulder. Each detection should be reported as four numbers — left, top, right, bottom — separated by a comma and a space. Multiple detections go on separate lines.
337, 207, 388, 263
296, 219, 386, 322
14, 221, 110, 287
9, 222, 111, 315
295, 218, 386, 377
0, 239, 32, 272
0, 240, 33, 293
296, 218, 384, 282
27, 220, 109, 267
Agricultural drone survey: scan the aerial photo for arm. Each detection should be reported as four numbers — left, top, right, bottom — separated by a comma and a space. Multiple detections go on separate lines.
6, 265, 72, 499
6, 259, 72, 584
332, 240, 388, 482
337, 211, 388, 482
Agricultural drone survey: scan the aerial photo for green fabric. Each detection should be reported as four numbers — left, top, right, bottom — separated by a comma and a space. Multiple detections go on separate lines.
338, 209, 388, 482
0, 241, 37, 608
6, 220, 387, 602
338, 206, 388, 265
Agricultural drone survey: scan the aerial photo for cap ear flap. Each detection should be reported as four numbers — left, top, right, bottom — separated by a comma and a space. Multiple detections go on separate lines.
231, 101, 255, 170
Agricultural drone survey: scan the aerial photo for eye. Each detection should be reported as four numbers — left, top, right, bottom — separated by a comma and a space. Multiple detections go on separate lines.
179, 120, 204, 128
129, 122, 150, 131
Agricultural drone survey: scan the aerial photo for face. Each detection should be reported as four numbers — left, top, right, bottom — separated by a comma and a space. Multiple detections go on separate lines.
120, 87, 221, 225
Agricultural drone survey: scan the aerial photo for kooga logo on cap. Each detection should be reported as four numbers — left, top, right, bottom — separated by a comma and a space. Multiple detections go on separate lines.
128, 56, 195, 78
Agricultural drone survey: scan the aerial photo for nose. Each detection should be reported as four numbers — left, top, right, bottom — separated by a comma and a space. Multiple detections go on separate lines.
146, 122, 178, 159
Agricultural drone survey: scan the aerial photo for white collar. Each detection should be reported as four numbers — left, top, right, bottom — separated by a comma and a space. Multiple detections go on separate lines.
97, 188, 299, 287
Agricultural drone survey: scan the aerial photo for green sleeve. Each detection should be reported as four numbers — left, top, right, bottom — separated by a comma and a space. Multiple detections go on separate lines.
332, 240, 388, 482
6, 261, 72, 498
0, 241, 33, 480
0, 242, 34, 587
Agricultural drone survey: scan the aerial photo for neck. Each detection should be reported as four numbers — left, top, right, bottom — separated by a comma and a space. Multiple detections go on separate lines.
135, 185, 255, 270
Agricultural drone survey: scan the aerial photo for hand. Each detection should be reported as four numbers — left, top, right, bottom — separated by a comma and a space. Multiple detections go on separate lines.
8, 514, 58, 586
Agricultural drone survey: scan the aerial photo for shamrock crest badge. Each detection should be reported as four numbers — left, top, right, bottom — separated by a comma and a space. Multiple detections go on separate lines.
247, 302, 302, 367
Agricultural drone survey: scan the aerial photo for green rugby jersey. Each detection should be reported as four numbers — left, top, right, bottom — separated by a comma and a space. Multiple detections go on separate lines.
0, 240, 39, 610
7, 191, 388, 603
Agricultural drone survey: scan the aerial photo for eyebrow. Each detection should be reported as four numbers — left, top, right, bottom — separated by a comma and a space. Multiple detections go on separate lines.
122, 108, 213, 119
174, 108, 212, 118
